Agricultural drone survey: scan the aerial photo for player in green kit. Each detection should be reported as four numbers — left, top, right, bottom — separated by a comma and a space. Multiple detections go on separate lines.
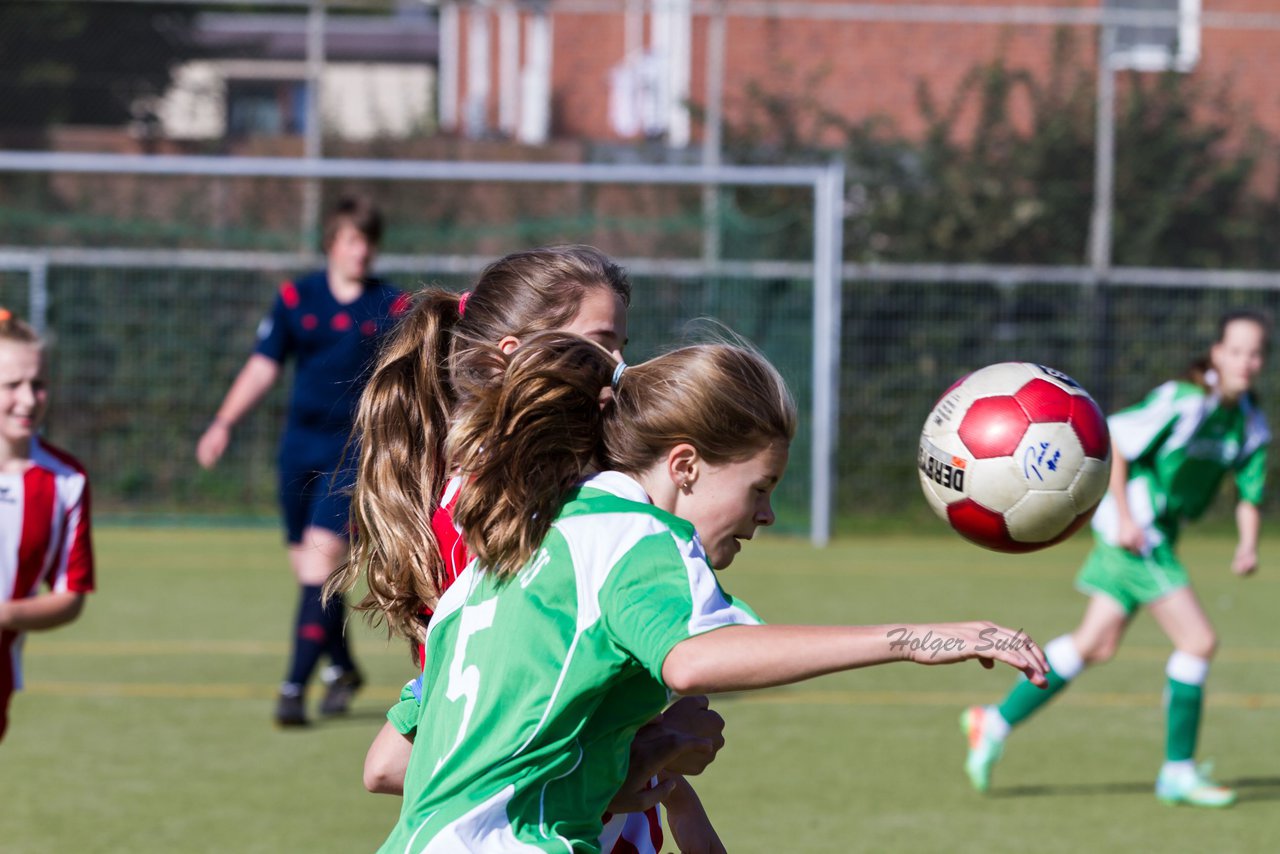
341, 246, 722, 852
963, 309, 1270, 807
377, 332, 1049, 852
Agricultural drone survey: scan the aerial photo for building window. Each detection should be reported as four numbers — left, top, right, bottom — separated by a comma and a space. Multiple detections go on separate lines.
226, 80, 308, 137
1107, 0, 1200, 73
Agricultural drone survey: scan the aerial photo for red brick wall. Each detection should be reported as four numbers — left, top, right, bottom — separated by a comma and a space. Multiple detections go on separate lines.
549, 14, 628, 138
453, 1, 1280, 147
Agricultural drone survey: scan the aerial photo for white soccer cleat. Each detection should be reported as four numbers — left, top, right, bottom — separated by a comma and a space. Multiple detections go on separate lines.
961, 705, 1004, 793
1156, 763, 1236, 808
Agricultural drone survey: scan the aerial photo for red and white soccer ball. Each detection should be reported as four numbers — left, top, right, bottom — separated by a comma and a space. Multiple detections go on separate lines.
918, 362, 1111, 553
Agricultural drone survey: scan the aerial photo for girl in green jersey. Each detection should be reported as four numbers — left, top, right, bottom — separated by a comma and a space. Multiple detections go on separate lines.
378, 332, 1048, 852
963, 309, 1270, 807
333, 246, 724, 852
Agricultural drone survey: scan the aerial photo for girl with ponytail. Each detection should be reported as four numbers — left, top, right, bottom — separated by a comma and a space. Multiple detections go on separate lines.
380, 331, 1049, 852
334, 247, 725, 853
330, 245, 631, 644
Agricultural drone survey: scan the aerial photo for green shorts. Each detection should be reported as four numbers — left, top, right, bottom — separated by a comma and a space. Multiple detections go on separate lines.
1074, 539, 1190, 615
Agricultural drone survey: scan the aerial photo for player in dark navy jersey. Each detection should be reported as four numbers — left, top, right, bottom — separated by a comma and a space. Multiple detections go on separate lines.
197, 196, 407, 726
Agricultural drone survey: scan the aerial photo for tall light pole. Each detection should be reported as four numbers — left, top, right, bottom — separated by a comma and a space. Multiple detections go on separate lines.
301, 0, 326, 252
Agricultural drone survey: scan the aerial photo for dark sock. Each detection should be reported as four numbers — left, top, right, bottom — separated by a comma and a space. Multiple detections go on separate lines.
323, 593, 355, 673
285, 585, 327, 688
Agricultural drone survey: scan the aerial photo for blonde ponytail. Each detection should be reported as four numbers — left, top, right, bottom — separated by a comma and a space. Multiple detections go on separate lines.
330, 245, 633, 642
327, 289, 462, 640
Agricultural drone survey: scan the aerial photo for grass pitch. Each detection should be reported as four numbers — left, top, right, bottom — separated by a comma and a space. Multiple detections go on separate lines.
2, 526, 1277, 852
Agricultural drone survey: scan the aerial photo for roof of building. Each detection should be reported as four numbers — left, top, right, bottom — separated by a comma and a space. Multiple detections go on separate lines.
195, 10, 438, 64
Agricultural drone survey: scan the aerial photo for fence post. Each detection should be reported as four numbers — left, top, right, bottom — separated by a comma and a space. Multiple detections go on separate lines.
701, 0, 726, 267
28, 254, 48, 337
1088, 22, 1116, 277
1086, 22, 1117, 408
811, 156, 845, 547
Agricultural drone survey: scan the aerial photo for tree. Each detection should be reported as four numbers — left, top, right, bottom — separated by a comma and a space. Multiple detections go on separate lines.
713, 28, 1280, 269
0, 1, 198, 132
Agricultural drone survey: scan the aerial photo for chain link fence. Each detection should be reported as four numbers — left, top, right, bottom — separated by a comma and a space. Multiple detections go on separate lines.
839, 277, 1280, 523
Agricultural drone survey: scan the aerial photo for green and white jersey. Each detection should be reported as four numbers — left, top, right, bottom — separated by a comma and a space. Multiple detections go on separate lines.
1092, 378, 1269, 549
379, 471, 761, 854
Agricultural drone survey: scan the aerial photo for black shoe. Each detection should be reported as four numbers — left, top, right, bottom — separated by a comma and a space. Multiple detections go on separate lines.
275, 690, 309, 728
320, 667, 365, 716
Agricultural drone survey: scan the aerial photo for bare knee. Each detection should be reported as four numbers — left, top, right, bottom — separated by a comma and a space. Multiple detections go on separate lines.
1070, 597, 1131, 667
1074, 631, 1121, 665
290, 527, 349, 585
1177, 631, 1218, 661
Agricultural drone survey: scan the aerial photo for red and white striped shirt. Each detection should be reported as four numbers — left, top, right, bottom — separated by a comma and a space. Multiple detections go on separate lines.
1, 438, 94, 696
427, 476, 664, 854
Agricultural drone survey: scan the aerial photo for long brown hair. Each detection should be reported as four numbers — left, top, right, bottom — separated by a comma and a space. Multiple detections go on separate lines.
449, 331, 797, 581
328, 246, 631, 643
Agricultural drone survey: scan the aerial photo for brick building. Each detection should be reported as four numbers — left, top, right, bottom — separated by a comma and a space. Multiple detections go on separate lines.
439, 1, 1280, 149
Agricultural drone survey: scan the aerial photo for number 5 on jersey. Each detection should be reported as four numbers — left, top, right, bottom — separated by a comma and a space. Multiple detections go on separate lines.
435, 597, 498, 775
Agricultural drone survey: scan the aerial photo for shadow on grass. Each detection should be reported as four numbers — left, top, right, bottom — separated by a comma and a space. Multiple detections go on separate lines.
990, 776, 1280, 803
1231, 777, 1280, 803
989, 780, 1151, 799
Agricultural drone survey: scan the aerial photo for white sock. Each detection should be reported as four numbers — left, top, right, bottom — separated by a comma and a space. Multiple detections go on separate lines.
982, 705, 1011, 741
1044, 634, 1085, 680
1166, 651, 1210, 686
1161, 759, 1196, 780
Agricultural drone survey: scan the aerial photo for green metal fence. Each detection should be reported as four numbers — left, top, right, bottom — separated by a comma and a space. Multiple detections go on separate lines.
9, 262, 1278, 531
838, 278, 1280, 523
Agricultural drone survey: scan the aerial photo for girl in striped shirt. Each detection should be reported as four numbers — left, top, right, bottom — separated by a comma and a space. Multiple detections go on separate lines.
0, 309, 94, 742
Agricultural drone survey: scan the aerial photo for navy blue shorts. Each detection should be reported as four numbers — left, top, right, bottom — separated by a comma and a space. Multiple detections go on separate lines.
278, 465, 354, 544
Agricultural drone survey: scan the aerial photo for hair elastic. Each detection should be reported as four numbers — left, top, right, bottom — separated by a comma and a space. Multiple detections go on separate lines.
611, 361, 627, 389
457, 291, 472, 316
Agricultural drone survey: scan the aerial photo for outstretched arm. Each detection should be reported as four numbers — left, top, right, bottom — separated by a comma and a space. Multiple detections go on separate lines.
0, 591, 85, 632
661, 622, 1047, 696
1232, 500, 1260, 576
196, 354, 280, 469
